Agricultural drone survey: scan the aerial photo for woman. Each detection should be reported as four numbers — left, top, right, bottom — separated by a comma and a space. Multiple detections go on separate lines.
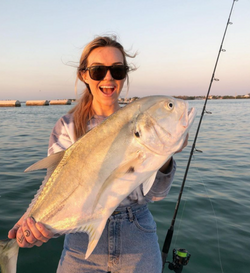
8, 36, 187, 272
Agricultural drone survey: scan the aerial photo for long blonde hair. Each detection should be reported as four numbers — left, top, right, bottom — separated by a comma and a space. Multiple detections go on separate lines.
69, 35, 136, 139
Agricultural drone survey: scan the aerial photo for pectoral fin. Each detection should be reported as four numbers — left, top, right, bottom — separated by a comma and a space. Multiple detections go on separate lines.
142, 172, 157, 196
24, 150, 65, 173
92, 151, 146, 213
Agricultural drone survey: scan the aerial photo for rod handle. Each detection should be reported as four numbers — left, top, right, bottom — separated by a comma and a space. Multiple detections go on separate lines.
162, 226, 173, 255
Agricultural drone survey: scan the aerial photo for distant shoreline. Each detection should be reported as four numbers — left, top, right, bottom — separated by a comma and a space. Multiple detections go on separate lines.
118, 95, 250, 104
173, 95, 250, 100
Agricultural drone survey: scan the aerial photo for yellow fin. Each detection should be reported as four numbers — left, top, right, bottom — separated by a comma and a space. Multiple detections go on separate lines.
24, 150, 65, 173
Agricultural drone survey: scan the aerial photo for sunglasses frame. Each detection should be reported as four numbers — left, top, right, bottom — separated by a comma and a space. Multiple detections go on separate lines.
85, 65, 129, 81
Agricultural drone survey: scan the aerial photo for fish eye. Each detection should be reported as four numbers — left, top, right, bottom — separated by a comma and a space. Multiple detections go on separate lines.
166, 101, 174, 110
164, 101, 174, 111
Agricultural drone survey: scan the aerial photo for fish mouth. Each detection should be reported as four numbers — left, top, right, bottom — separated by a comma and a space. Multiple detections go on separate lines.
179, 106, 196, 128
99, 85, 116, 96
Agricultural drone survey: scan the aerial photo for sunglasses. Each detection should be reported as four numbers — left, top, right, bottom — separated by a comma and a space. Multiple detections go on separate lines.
85, 65, 129, 81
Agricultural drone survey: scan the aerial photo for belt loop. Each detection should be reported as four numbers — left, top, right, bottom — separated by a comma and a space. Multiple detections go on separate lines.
127, 207, 134, 223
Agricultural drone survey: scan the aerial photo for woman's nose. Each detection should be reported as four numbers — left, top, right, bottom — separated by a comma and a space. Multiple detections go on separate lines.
104, 69, 113, 80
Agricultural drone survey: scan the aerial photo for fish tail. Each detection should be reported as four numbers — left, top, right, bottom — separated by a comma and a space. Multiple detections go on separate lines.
0, 239, 19, 273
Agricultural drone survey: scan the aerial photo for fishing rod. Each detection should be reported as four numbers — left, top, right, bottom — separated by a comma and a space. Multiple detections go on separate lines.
161, 1, 238, 272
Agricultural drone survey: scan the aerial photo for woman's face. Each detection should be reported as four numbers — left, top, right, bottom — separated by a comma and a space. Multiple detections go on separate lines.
82, 46, 126, 113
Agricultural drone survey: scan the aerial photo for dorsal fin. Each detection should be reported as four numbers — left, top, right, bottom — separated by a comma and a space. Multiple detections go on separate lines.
24, 150, 65, 173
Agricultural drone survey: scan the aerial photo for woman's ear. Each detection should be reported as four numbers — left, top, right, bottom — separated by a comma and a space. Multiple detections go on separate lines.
81, 71, 89, 84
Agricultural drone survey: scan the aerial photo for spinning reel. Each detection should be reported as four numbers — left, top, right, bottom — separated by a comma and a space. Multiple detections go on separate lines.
168, 248, 191, 273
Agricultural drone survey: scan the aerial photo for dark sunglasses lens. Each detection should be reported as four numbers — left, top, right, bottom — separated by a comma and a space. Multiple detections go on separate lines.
89, 66, 107, 80
110, 66, 128, 80
89, 66, 128, 80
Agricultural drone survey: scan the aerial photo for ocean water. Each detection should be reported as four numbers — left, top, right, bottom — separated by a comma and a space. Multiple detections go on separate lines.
0, 99, 249, 273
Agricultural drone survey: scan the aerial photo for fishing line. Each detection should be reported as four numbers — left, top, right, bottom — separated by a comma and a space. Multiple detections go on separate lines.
171, 135, 207, 256
161, 0, 238, 272
197, 171, 225, 273
173, 143, 225, 273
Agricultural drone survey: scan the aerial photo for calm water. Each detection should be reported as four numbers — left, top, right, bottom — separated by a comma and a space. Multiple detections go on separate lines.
0, 99, 249, 273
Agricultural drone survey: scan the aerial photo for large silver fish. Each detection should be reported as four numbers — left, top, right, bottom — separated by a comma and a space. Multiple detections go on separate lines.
0, 96, 196, 273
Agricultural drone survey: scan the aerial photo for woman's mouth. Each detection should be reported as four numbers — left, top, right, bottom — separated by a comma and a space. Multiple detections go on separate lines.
99, 85, 116, 96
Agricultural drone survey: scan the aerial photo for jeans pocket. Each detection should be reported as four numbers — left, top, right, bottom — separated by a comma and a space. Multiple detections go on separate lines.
133, 209, 157, 233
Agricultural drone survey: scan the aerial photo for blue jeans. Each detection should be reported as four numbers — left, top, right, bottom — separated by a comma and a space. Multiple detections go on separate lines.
57, 204, 162, 273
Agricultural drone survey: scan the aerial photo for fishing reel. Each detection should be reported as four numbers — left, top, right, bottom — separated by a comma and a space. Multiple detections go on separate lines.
168, 248, 191, 273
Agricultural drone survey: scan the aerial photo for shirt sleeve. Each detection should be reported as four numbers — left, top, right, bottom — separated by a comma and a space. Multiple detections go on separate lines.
145, 157, 176, 202
48, 114, 75, 156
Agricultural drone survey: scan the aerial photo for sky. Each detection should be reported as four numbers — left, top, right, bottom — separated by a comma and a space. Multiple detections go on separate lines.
0, 0, 249, 100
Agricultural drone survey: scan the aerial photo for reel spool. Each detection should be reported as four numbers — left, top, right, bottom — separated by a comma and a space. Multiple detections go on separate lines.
168, 248, 191, 273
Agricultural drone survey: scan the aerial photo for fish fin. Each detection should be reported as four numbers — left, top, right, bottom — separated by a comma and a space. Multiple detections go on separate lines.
92, 151, 145, 213
81, 218, 107, 259
0, 239, 19, 273
142, 171, 157, 196
24, 150, 65, 173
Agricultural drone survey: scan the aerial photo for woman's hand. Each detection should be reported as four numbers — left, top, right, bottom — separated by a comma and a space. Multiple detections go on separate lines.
8, 216, 54, 248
